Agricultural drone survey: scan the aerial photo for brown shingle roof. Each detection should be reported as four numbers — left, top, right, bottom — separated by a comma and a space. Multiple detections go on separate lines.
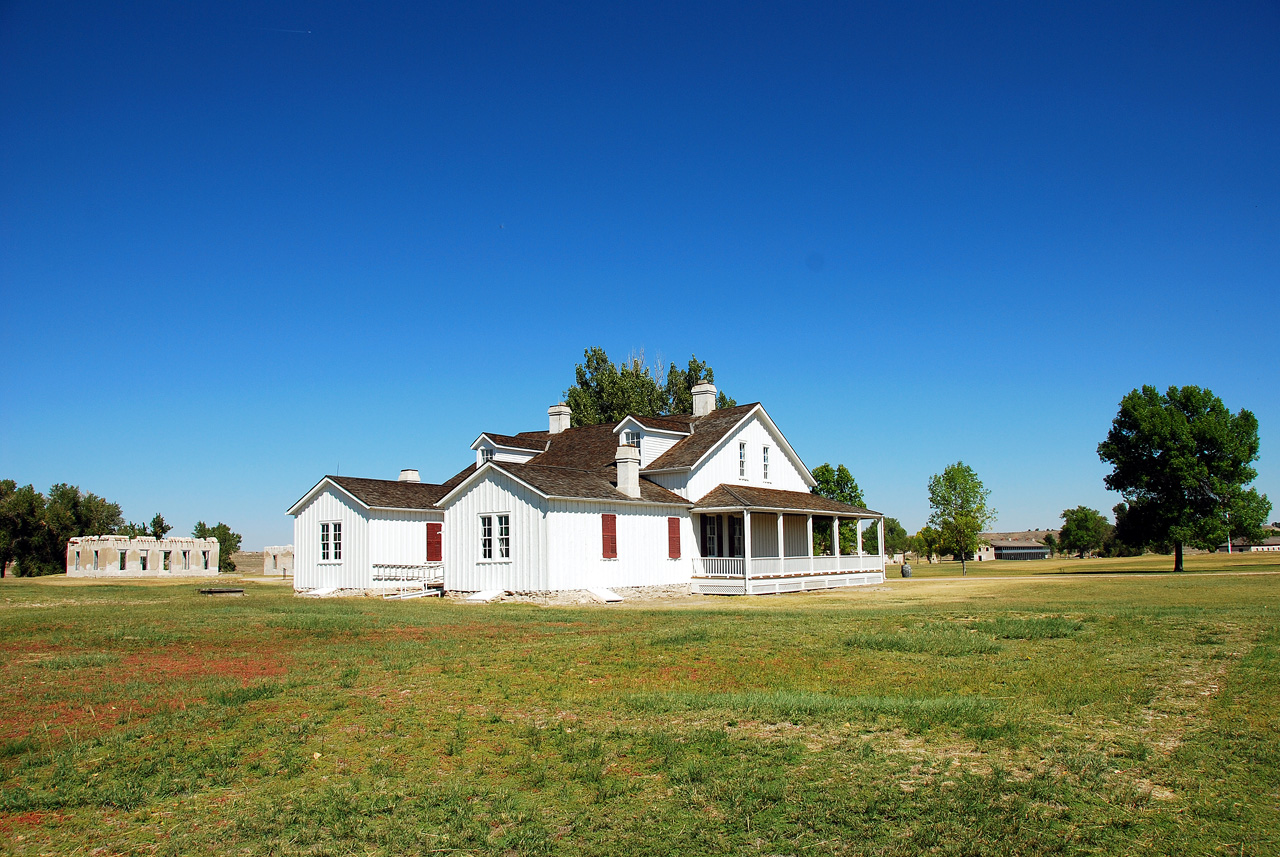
479, 432, 549, 451
522, 422, 629, 470
493, 462, 689, 505
644, 404, 760, 471
626, 414, 694, 433
328, 475, 449, 510
692, 483, 881, 516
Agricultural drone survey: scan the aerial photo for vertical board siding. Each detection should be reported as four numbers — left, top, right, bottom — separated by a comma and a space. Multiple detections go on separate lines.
369, 510, 442, 565
749, 513, 779, 558
783, 515, 810, 557
547, 501, 694, 589
442, 471, 547, 592
292, 486, 369, 590
645, 471, 688, 499
685, 413, 811, 501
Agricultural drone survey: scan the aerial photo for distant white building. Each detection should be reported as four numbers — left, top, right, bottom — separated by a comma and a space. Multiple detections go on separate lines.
66, 536, 220, 577
288, 384, 886, 595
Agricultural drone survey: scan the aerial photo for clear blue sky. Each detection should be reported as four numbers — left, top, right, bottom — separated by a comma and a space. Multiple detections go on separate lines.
2, 1, 1277, 549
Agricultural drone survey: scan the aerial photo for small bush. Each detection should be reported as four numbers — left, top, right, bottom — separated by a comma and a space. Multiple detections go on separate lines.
212, 682, 281, 705
845, 625, 1001, 656
38, 652, 120, 670
974, 616, 1084, 639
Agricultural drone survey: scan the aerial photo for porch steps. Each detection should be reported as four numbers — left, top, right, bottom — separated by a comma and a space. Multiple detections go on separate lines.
587, 587, 623, 603
466, 589, 504, 603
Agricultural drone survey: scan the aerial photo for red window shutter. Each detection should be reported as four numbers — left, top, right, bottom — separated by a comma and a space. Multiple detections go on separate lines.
426, 523, 442, 562
668, 517, 681, 559
602, 514, 617, 558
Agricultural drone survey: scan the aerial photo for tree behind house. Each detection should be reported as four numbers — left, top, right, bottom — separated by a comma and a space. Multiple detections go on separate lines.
193, 521, 242, 573
563, 347, 735, 426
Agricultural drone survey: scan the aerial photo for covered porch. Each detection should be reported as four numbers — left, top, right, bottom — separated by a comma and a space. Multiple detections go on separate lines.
690, 484, 886, 595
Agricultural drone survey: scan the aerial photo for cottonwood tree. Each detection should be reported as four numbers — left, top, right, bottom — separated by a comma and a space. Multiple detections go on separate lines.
811, 463, 867, 554
0, 481, 124, 576
927, 462, 997, 576
1098, 385, 1270, 571
193, 521, 243, 573
1058, 506, 1110, 557
863, 517, 908, 557
563, 347, 736, 426
912, 526, 942, 563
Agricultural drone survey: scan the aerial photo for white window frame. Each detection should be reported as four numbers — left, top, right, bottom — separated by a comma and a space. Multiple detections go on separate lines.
762, 445, 770, 481
624, 431, 642, 465
479, 513, 510, 562
481, 447, 495, 463
705, 516, 719, 557
739, 442, 747, 479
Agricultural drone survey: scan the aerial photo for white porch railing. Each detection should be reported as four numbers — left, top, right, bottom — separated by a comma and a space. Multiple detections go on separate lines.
694, 554, 885, 578
696, 558, 746, 577
372, 562, 444, 584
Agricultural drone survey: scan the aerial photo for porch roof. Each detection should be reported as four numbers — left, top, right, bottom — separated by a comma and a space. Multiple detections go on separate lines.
691, 484, 882, 517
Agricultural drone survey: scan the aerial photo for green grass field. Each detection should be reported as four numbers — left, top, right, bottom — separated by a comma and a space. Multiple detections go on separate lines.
2, 554, 1278, 855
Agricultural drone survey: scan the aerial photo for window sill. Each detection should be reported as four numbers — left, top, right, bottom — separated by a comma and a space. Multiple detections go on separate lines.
477, 559, 512, 565
318, 560, 342, 565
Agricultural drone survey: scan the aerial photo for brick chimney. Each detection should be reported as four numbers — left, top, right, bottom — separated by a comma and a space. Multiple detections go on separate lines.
692, 382, 717, 417
549, 404, 571, 434
615, 443, 641, 498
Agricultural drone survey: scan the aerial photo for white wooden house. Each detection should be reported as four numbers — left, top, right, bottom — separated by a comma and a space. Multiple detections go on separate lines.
289, 383, 885, 595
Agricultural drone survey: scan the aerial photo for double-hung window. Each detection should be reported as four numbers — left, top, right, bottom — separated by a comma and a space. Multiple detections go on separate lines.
480, 515, 510, 560
624, 431, 642, 464
320, 522, 342, 561
739, 442, 747, 478
497, 515, 510, 559
480, 515, 493, 559
705, 516, 719, 557
762, 446, 770, 481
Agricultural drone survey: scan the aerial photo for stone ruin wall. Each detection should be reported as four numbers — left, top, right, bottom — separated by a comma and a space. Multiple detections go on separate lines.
262, 545, 294, 576
66, 536, 221, 578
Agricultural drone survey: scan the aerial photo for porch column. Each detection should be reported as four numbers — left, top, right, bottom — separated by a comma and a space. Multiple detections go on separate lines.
777, 513, 785, 561
856, 518, 864, 555
833, 516, 841, 559
744, 510, 752, 583
878, 517, 886, 566
806, 515, 814, 573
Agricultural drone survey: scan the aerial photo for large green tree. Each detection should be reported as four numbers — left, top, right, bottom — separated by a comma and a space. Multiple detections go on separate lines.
563, 347, 736, 427
811, 463, 867, 554
193, 521, 243, 573
1058, 506, 1110, 557
927, 462, 997, 576
0, 481, 124, 576
1097, 385, 1270, 571
912, 526, 942, 563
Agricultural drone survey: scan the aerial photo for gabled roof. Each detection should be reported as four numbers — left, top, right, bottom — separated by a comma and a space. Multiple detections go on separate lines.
642, 404, 757, 470
436, 460, 690, 508
614, 414, 694, 435
287, 474, 452, 515
691, 484, 881, 517
472, 432, 549, 451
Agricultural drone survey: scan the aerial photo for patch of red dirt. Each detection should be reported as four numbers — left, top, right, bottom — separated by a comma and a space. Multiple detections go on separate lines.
0, 810, 64, 833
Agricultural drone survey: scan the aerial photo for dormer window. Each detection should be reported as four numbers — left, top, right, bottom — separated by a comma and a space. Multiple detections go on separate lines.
624, 431, 642, 464
481, 448, 495, 463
